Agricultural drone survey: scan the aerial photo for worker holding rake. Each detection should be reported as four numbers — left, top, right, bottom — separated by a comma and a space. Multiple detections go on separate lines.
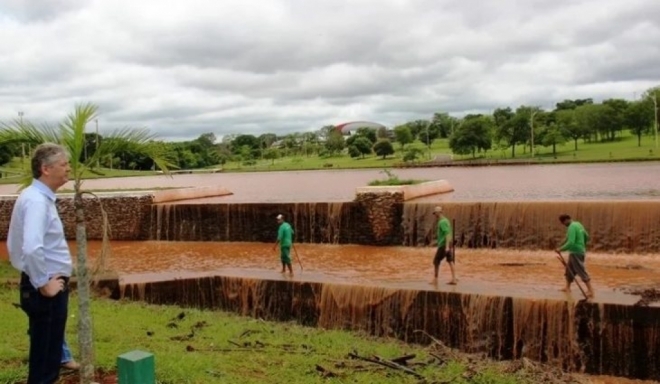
273, 214, 295, 276
555, 214, 595, 299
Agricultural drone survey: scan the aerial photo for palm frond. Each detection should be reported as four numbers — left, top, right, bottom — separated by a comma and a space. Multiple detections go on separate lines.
0, 120, 61, 147
60, 103, 98, 181
90, 126, 176, 172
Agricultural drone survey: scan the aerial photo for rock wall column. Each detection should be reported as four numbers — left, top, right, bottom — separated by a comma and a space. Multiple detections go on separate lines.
353, 192, 403, 245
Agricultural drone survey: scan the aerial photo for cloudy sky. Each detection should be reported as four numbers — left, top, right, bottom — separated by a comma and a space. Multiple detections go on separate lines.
0, 0, 659, 141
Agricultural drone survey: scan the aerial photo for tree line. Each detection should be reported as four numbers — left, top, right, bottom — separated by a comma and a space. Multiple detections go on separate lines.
2, 86, 657, 170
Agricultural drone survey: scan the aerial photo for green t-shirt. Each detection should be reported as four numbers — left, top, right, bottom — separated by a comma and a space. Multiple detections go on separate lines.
560, 221, 589, 254
277, 222, 294, 247
436, 217, 452, 248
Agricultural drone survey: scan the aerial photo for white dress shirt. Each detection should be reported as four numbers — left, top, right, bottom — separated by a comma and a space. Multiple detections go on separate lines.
7, 179, 72, 289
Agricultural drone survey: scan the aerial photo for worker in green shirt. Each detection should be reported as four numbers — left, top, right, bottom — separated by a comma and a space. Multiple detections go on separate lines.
273, 214, 294, 276
431, 206, 457, 285
555, 214, 594, 298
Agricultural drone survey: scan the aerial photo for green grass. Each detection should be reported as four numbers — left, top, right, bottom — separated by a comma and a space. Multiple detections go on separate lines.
3, 132, 657, 181
0, 278, 540, 384
222, 140, 451, 172
0, 260, 15, 280
454, 132, 660, 163
219, 133, 660, 172
367, 170, 427, 186
0, 158, 158, 185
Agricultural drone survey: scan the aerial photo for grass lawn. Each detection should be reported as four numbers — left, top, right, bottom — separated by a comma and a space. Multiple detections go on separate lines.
221, 133, 660, 172
454, 133, 659, 163
0, 283, 544, 384
1, 133, 658, 180
0, 257, 574, 384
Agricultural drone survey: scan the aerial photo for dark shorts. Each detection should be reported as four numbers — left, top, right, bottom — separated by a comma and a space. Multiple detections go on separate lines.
565, 252, 590, 283
280, 246, 292, 265
433, 246, 454, 266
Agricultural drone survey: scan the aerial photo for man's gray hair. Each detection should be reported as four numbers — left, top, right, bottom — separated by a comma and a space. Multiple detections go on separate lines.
31, 143, 69, 179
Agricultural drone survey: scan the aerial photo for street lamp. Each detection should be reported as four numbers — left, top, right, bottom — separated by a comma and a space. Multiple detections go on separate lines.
18, 112, 25, 167
95, 119, 100, 167
425, 123, 430, 159
530, 111, 537, 158
653, 93, 658, 149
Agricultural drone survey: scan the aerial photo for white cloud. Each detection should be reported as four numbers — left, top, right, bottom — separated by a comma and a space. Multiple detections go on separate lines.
0, 0, 659, 140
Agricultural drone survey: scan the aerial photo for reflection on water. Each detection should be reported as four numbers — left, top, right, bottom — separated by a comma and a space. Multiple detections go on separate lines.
1, 162, 660, 202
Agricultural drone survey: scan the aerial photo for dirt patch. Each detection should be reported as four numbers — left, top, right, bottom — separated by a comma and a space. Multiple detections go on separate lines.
58, 369, 117, 384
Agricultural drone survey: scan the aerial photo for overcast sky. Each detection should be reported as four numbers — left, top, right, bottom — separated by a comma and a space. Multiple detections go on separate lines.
0, 0, 659, 141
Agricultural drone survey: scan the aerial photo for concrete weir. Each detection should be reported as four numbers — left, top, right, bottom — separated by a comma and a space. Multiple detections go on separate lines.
114, 272, 660, 381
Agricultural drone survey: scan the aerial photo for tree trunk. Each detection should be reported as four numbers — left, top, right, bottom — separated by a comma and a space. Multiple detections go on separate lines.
574, 138, 578, 151
638, 132, 642, 147
553, 143, 556, 156
74, 184, 95, 383
511, 142, 516, 158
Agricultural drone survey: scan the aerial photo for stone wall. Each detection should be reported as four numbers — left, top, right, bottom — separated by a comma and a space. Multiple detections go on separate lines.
353, 192, 403, 245
0, 195, 154, 241
4, 193, 659, 253
147, 191, 404, 245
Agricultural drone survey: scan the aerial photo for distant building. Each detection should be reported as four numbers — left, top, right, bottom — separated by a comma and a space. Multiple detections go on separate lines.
334, 121, 387, 136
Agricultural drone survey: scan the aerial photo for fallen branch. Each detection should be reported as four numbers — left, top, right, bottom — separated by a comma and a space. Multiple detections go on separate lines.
390, 354, 416, 366
348, 351, 424, 380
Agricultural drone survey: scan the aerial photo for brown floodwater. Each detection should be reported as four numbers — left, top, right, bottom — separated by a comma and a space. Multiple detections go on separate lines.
2, 241, 658, 384
1, 162, 659, 202
2, 241, 657, 306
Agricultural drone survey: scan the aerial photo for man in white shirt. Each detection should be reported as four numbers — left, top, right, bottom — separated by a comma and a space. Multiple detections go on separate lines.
7, 143, 73, 384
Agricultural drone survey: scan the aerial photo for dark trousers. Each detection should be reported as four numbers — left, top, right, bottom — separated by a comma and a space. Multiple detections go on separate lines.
20, 273, 69, 384
565, 253, 591, 283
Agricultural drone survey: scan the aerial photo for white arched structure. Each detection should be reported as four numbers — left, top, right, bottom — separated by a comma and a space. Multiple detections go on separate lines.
334, 121, 387, 135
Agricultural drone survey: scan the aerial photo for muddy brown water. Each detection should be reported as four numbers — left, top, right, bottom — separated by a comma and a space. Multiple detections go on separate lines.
2, 163, 659, 383
2, 241, 658, 305
2, 241, 659, 383
1, 162, 659, 202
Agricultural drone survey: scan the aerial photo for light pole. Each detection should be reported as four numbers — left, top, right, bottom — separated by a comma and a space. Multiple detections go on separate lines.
530, 111, 537, 158
18, 112, 25, 167
425, 122, 430, 158
95, 119, 100, 167
653, 93, 658, 149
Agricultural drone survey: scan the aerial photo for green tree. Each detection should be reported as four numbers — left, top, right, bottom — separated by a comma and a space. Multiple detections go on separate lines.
626, 100, 654, 146
449, 115, 493, 158
430, 112, 458, 138
263, 148, 280, 164
418, 123, 440, 150
373, 139, 395, 159
347, 145, 361, 158
405, 120, 429, 140
0, 103, 173, 383
354, 127, 377, 144
393, 125, 413, 149
376, 127, 389, 139
555, 98, 593, 111
554, 109, 582, 151
539, 122, 567, 156
352, 137, 373, 158
403, 147, 424, 162
324, 130, 345, 155
231, 134, 260, 154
